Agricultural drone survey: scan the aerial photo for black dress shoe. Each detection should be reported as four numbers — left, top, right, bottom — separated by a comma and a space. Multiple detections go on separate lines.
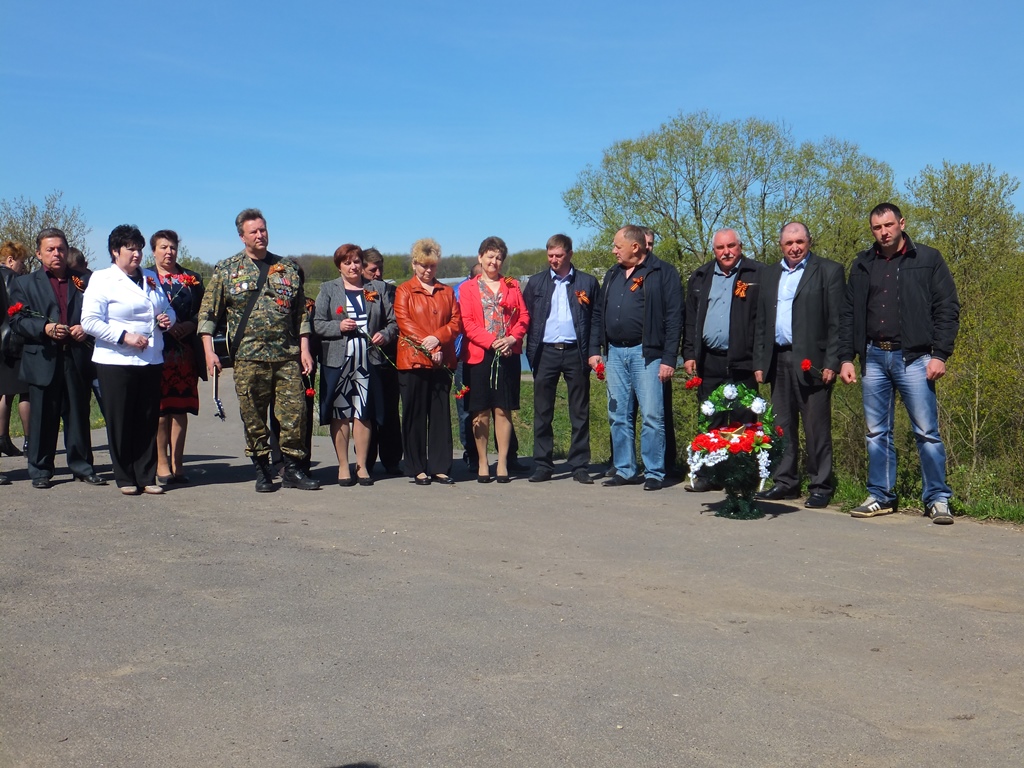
0, 434, 23, 457
477, 475, 493, 484
0, 473, 10, 486
756, 485, 800, 501
643, 478, 664, 491
604, 466, 618, 478
495, 475, 511, 484
430, 474, 455, 485
528, 469, 553, 483
685, 476, 721, 493
414, 475, 432, 486
357, 476, 375, 487
572, 469, 594, 485
75, 473, 108, 486
337, 477, 357, 487
32, 478, 52, 489
804, 493, 833, 508
598, 475, 630, 487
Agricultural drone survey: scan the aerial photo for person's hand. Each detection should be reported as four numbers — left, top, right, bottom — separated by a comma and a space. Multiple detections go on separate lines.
422, 335, 440, 351
754, 370, 764, 384
124, 332, 149, 350
821, 368, 836, 385
588, 355, 603, 371
840, 362, 857, 384
206, 349, 222, 377
46, 322, 68, 342
684, 359, 696, 375
300, 349, 314, 375
340, 318, 357, 332
156, 313, 173, 330
658, 364, 674, 382
68, 324, 87, 342
371, 331, 385, 346
926, 358, 946, 381
430, 349, 443, 365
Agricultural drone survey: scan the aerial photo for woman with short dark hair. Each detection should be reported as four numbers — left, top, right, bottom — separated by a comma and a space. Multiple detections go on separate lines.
82, 225, 175, 495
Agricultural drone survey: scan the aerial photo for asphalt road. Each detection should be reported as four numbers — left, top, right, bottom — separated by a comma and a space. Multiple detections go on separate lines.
2, 372, 1022, 767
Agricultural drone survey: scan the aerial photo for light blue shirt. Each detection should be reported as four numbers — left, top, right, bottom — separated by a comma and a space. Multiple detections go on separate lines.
542, 268, 577, 344
774, 258, 807, 345
703, 264, 736, 351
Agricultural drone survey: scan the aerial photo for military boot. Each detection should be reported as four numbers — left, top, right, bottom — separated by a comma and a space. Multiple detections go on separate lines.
254, 456, 278, 493
281, 461, 320, 490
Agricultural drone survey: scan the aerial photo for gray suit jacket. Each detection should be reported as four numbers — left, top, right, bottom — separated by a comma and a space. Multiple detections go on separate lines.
312, 278, 397, 368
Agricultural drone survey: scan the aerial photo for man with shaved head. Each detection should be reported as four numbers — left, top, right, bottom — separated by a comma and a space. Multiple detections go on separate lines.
597, 225, 682, 491
682, 228, 762, 491
753, 222, 845, 508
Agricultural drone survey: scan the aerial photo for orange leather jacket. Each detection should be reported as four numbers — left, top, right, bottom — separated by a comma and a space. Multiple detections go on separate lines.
393, 277, 462, 370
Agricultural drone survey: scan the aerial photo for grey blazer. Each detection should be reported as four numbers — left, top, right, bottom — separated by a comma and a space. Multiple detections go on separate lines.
313, 278, 397, 368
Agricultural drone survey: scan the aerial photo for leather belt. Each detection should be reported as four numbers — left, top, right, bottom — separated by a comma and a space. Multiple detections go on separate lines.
544, 341, 577, 350
703, 347, 727, 356
871, 340, 900, 351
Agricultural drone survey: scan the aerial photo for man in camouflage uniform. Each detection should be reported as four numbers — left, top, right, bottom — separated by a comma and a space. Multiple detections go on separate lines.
199, 208, 320, 492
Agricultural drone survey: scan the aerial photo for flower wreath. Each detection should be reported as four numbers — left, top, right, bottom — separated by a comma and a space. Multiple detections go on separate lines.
688, 383, 783, 498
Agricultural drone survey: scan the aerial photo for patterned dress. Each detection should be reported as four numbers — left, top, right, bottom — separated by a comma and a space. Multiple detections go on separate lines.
329, 289, 371, 420
157, 269, 203, 415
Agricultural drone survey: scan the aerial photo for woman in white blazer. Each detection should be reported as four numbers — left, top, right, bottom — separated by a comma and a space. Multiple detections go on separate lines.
82, 225, 175, 495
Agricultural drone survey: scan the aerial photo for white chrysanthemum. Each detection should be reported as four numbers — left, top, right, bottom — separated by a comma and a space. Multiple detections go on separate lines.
723, 384, 738, 400
701, 400, 716, 416
750, 397, 766, 414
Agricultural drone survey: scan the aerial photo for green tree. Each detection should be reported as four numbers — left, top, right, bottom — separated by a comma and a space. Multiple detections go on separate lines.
0, 190, 92, 269
562, 111, 893, 275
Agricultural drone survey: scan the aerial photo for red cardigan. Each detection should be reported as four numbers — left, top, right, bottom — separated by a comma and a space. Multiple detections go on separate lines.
458, 275, 530, 365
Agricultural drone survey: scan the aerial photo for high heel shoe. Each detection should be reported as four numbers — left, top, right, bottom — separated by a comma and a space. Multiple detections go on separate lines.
496, 475, 511, 484
477, 475, 493, 483
337, 477, 357, 487
357, 476, 374, 486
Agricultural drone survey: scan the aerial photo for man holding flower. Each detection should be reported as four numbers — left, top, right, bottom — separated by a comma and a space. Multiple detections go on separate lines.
753, 222, 845, 508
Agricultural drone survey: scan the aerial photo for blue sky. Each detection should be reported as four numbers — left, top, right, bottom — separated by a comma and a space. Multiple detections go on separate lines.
2, 0, 1021, 263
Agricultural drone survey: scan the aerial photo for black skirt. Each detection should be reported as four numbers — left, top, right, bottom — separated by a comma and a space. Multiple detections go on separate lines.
464, 349, 521, 412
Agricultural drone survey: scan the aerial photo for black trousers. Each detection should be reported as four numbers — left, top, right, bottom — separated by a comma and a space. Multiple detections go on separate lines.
768, 348, 834, 495
26, 351, 95, 480
367, 362, 403, 472
96, 363, 163, 489
532, 345, 590, 472
399, 368, 453, 477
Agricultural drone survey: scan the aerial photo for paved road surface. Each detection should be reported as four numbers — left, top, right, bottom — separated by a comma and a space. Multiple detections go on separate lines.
2, 372, 1022, 767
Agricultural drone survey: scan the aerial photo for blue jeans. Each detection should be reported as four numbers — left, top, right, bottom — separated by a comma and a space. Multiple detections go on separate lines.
862, 344, 951, 505
606, 345, 665, 481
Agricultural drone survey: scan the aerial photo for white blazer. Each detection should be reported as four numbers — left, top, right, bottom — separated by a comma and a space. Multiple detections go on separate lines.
82, 266, 176, 366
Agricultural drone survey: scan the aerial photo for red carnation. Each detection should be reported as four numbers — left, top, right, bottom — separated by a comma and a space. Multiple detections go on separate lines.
336, 306, 344, 315
7, 301, 23, 317
685, 376, 702, 390
801, 358, 812, 372
595, 361, 606, 381
305, 387, 316, 397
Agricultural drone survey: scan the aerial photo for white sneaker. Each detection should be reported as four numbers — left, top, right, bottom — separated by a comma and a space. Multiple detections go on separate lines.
928, 500, 954, 525
850, 495, 897, 518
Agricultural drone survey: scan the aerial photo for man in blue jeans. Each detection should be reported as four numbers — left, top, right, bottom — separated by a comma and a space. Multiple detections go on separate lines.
839, 203, 960, 524
598, 225, 682, 491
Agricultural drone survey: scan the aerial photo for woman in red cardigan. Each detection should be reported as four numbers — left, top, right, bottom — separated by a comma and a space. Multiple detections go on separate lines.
458, 236, 529, 483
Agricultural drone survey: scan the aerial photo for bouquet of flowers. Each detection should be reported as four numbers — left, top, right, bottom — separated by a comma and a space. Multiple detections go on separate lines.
687, 383, 785, 519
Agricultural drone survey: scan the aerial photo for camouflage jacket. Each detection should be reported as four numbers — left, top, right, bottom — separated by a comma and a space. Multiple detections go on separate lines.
198, 250, 310, 362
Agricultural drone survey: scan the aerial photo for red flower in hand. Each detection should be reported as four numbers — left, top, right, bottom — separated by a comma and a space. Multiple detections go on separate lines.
595, 361, 606, 381
801, 358, 812, 372
454, 385, 470, 400
7, 301, 24, 317
685, 376, 702, 390
305, 387, 316, 397
336, 306, 345, 315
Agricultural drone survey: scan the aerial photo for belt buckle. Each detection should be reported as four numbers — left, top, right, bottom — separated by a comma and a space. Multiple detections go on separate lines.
876, 340, 895, 351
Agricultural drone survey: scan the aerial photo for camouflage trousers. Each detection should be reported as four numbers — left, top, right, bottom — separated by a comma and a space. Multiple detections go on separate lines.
233, 358, 308, 462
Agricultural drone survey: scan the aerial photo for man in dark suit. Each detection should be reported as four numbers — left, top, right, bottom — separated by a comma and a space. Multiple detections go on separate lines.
753, 222, 845, 508
682, 228, 762, 491
8, 228, 104, 488
522, 234, 603, 484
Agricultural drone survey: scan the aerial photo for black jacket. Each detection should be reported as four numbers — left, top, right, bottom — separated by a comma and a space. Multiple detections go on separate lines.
683, 256, 762, 373
754, 253, 845, 381
839, 234, 959, 371
522, 267, 602, 371
600, 253, 683, 367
